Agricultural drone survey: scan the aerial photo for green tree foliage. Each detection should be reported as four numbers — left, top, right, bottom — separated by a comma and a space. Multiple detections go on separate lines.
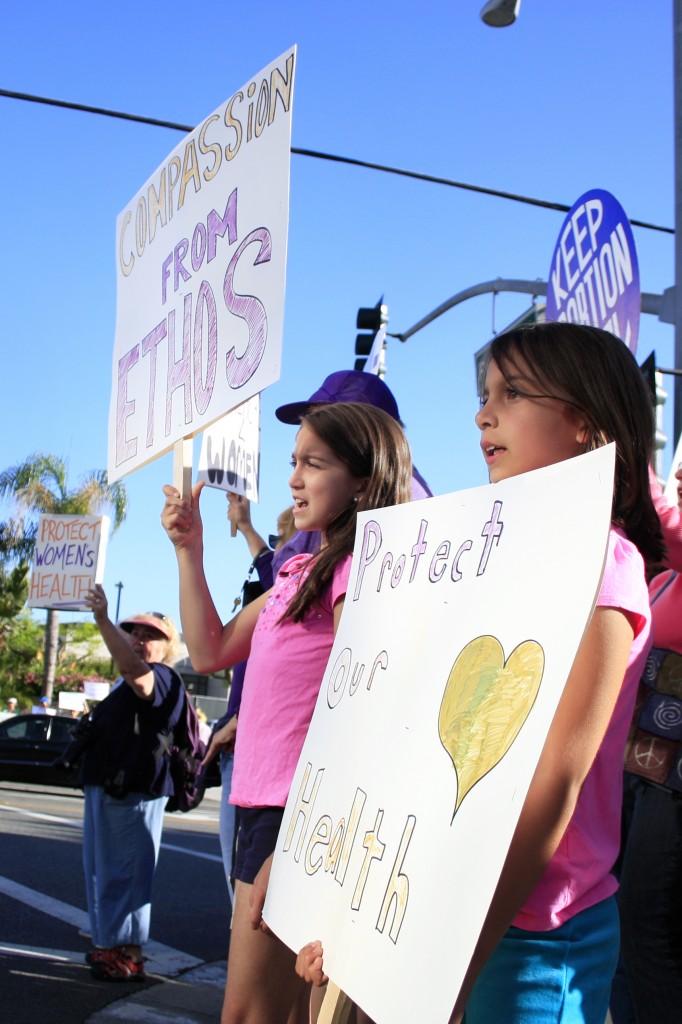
0, 454, 127, 700
0, 609, 43, 710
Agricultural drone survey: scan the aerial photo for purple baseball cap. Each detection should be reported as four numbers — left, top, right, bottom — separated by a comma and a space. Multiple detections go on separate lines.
275, 370, 401, 424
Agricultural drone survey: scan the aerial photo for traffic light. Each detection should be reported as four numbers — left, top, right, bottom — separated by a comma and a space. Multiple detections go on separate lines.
640, 351, 668, 477
355, 301, 388, 372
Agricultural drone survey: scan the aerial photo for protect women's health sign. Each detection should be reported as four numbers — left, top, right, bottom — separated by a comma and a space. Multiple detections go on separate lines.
28, 514, 110, 611
108, 48, 296, 482
264, 445, 616, 1024
545, 188, 640, 353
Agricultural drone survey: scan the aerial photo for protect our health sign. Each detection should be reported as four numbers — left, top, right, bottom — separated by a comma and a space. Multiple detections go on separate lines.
197, 393, 260, 500
28, 514, 110, 611
545, 188, 640, 352
108, 48, 296, 483
264, 445, 616, 1024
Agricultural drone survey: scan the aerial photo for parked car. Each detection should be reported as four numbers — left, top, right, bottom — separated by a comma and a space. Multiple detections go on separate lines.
0, 713, 82, 787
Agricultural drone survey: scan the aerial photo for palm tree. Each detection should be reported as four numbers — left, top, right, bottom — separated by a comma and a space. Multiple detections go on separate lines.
0, 454, 127, 700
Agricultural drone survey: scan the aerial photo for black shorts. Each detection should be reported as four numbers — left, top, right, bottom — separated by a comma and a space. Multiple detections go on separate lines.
232, 806, 284, 884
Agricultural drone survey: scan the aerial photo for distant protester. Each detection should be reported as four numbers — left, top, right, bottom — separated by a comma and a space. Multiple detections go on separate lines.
80, 587, 185, 982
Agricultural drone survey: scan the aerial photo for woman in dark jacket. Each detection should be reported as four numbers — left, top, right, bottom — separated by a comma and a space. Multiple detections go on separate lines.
81, 585, 184, 981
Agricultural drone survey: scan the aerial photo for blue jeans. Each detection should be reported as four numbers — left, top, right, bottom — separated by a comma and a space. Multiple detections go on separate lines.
219, 752, 236, 901
610, 773, 682, 1024
83, 785, 167, 948
464, 896, 619, 1024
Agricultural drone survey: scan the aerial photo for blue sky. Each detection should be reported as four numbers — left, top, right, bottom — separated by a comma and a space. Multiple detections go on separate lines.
0, 1, 676, 633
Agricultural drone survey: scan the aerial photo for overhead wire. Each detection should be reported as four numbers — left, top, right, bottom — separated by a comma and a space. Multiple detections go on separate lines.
0, 87, 673, 236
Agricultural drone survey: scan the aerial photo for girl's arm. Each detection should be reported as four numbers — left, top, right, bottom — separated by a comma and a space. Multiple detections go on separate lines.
227, 493, 270, 560
650, 467, 682, 571
449, 605, 634, 1023
161, 482, 270, 673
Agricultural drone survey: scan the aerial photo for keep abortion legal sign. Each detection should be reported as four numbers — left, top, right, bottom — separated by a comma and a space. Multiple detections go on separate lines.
108, 48, 296, 482
264, 445, 616, 1024
545, 188, 640, 352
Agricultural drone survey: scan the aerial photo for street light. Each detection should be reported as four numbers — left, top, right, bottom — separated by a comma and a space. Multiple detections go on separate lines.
480, 0, 521, 28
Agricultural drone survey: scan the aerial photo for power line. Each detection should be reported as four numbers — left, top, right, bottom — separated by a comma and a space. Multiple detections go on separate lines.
0, 87, 673, 236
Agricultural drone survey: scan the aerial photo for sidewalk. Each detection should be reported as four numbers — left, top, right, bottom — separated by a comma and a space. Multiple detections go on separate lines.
86, 960, 227, 1023
84, 962, 616, 1024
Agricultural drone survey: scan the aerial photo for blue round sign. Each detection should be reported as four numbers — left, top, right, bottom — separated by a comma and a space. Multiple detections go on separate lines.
545, 189, 640, 353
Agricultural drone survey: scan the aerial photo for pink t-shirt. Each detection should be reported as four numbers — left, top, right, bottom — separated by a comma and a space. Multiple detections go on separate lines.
229, 552, 352, 809
514, 528, 652, 931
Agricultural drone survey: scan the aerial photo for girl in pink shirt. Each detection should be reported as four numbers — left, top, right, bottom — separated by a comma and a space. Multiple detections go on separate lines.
162, 402, 412, 1024
298, 322, 663, 1024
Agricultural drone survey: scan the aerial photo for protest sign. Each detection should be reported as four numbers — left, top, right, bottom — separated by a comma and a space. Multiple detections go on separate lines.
83, 680, 111, 702
58, 692, 88, 714
364, 325, 386, 376
197, 393, 260, 500
28, 514, 110, 612
264, 445, 615, 1023
108, 48, 295, 482
545, 188, 640, 352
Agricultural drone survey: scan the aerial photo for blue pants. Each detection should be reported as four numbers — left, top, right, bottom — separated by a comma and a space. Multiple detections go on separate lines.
610, 773, 682, 1024
219, 752, 236, 901
464, 895, 619, 1024
83, 785, 167, 948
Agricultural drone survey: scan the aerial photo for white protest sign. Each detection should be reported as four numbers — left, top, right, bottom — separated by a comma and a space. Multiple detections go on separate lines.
108, 48, 296, 482
364, 325, 386, 376
83, 680, 111, 702
28, 515, 110, 611
265, 445, 615, 1024
197, 393, 260, 500
58, 692, 87, 713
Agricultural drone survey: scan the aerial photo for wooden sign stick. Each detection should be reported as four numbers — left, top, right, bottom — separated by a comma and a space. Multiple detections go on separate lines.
317, 983, 354, 1024
173, 438, 193, 500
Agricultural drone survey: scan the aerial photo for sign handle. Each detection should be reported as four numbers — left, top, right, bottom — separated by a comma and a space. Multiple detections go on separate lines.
173, 438, 193, 500
318, 983, 353, 1024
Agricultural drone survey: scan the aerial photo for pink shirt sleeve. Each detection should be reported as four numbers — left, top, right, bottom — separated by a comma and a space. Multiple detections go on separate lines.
323, 553, 353, 612
650, 466, 682, 571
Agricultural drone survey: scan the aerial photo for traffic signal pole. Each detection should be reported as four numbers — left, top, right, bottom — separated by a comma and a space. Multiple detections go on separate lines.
393, 278, 672, 344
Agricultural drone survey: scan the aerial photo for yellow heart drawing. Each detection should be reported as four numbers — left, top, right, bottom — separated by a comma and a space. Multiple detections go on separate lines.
439, 635, 544, 819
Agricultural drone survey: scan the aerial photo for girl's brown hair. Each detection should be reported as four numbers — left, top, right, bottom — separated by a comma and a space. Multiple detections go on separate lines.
284, 402, 412, 622
486, 321, 665, 565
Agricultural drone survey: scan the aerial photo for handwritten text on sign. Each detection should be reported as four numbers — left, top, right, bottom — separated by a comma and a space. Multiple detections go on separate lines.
109, 49, 295, 482
197, 393, 260, 499
28, 514, 110, 610
265, 449, 616, 1024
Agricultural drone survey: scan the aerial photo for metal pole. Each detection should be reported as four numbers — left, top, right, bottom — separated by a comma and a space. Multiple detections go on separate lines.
113, 581, 123, 625
109, 582, 124, 678
674, 0, 682, 444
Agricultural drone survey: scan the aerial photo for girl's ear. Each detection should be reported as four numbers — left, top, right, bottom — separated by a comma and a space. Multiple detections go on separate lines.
354, 477, 370, 500
571, 412, 591, 447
